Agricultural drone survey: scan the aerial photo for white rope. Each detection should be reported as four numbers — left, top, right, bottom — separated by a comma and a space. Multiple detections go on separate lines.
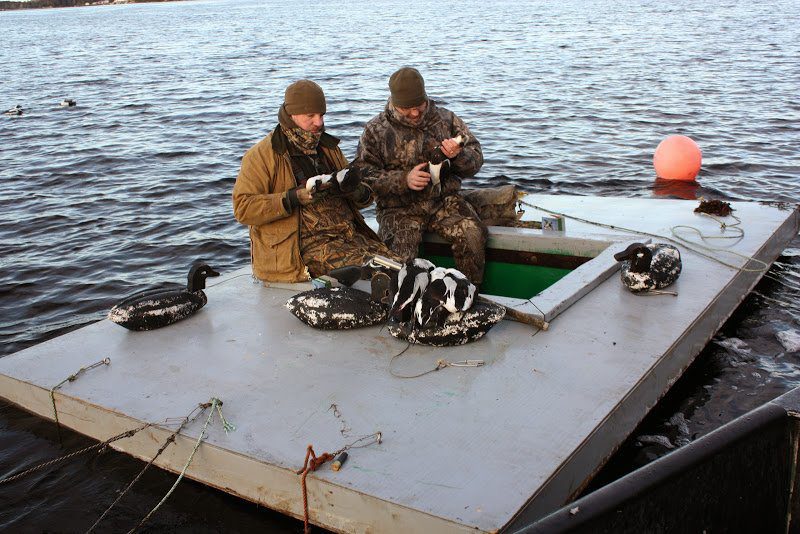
518, 199, 770, 273
127, 397, 222, 533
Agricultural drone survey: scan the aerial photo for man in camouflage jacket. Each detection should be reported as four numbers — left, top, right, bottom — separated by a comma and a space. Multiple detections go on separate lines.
354, 68, 487, 284
233, 80, 398, 283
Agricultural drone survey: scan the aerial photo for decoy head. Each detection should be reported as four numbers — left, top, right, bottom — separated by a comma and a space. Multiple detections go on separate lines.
334, 166, 362, 194
613, 243, 653, 273
187, 263, 220, 291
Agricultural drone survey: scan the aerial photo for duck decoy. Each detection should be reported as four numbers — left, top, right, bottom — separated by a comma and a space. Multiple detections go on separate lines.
427, 134, 466, 196
613, 242, 682, 293
60, 99, 77, 107
4, 105, 23, 116
413, 267, 476, 328
286, 286, 388, 330
305, 166, 363, 196
108, 264, 220, 331
390, 258, 435, 325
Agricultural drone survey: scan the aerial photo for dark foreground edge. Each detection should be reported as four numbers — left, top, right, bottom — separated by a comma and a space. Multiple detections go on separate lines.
511, 386, 800, 533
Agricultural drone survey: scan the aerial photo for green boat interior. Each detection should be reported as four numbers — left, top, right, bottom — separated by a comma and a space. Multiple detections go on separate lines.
420, 241, 593, 299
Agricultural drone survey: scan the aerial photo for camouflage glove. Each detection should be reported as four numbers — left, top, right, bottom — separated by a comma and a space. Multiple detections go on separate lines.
351, 182, 374, 208
285, 186, 315, 210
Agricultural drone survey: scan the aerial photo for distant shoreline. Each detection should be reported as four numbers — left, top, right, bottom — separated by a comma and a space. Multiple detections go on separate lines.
0, 0, 182, 11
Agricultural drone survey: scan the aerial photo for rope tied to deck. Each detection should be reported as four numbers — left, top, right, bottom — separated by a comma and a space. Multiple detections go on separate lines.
49, 357, 111, 444
0, 422, 149, 486
215, 399, 237, 434
518, 199, 770, 273
296, 432, 382, 533
296, 446, 334, 534
389, 343, 485, 379
85, 400, 213, 533
127, 397, 232, 533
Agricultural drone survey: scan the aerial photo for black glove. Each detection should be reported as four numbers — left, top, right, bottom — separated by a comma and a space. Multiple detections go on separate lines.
351, 182, 373, 206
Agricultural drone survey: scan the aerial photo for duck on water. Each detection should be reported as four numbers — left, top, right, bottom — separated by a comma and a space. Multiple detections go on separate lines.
4, 105, 23, 116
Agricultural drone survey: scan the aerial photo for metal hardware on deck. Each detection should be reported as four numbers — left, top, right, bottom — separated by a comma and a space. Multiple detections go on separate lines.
331, 451, 348, 471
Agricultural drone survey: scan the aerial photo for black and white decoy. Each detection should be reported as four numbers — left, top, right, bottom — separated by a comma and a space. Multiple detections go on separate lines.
413, 267, 476, 328
390, 258, 435, 325
108, 263, 220, 331
387, 263, 501, 347
613, 242, 682, 293
427, 134, 466, 196
4, 105, 23, 116
60, 99, 77, 107
305, 166, 362, 196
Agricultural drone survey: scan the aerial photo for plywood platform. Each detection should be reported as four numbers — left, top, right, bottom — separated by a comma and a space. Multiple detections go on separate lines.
1, 195, 797, 533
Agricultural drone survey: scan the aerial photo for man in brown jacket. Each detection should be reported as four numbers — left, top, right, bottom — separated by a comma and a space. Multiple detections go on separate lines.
232, 80, 397, 283
354, 67, 487, 285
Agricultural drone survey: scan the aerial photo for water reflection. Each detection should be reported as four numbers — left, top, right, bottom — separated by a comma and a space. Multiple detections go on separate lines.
652, 178, 700, 200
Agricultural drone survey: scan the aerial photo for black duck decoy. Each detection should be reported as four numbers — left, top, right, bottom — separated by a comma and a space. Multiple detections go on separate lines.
108, 263, 220, 331
613, 242, 682, 293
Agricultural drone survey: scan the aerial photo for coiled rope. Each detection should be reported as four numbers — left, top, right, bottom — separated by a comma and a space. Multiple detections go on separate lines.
518, 199, 770, 273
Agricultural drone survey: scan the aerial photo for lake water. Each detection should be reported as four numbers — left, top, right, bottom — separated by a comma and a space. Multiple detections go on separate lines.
1, 0, 799, 530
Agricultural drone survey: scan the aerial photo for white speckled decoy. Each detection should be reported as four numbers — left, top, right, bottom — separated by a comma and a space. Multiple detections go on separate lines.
108, 264, 220, 331
613, 242, 682, 293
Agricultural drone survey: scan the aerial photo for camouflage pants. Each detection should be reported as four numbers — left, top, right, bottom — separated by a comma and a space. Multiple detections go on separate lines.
377, 194, 487, 284
301, 222, 402, 279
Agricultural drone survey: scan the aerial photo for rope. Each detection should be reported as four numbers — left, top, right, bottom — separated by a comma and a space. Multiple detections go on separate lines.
296, 445, 334, 534
632, 289, 679, 297
85, 401, 212, 534
0, 423, 149, 485
388, 343, 485, 379
127, 397, 226, 534
49, 357, 111, 444
295, 433, 382, 534
518, 199, 770, 273
215, 401, 236, 434
206, 272, 256, 289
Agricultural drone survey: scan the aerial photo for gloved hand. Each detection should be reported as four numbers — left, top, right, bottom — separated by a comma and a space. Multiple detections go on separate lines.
350, 182, 373, 207
286, 186, 315, 209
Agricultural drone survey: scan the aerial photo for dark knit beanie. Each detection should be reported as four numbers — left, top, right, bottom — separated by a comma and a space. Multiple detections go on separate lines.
389, 67, 427, 108
284, 80, 326, 115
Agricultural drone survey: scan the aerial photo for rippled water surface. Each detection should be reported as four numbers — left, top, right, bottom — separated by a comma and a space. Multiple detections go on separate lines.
1, 0, 799, 530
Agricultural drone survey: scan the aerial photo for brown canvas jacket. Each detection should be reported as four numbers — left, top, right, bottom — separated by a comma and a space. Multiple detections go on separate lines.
232, 127, 374, 282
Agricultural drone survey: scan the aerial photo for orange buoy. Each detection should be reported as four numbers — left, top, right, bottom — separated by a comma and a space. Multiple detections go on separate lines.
653, 135, 702, 182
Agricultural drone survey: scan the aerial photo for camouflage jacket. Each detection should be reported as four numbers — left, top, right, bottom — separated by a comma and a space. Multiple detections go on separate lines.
354, 99, 483, 211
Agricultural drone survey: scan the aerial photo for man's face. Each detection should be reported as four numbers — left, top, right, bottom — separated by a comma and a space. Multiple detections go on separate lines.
291, 113, 325, 133
394, 101, 427, 125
